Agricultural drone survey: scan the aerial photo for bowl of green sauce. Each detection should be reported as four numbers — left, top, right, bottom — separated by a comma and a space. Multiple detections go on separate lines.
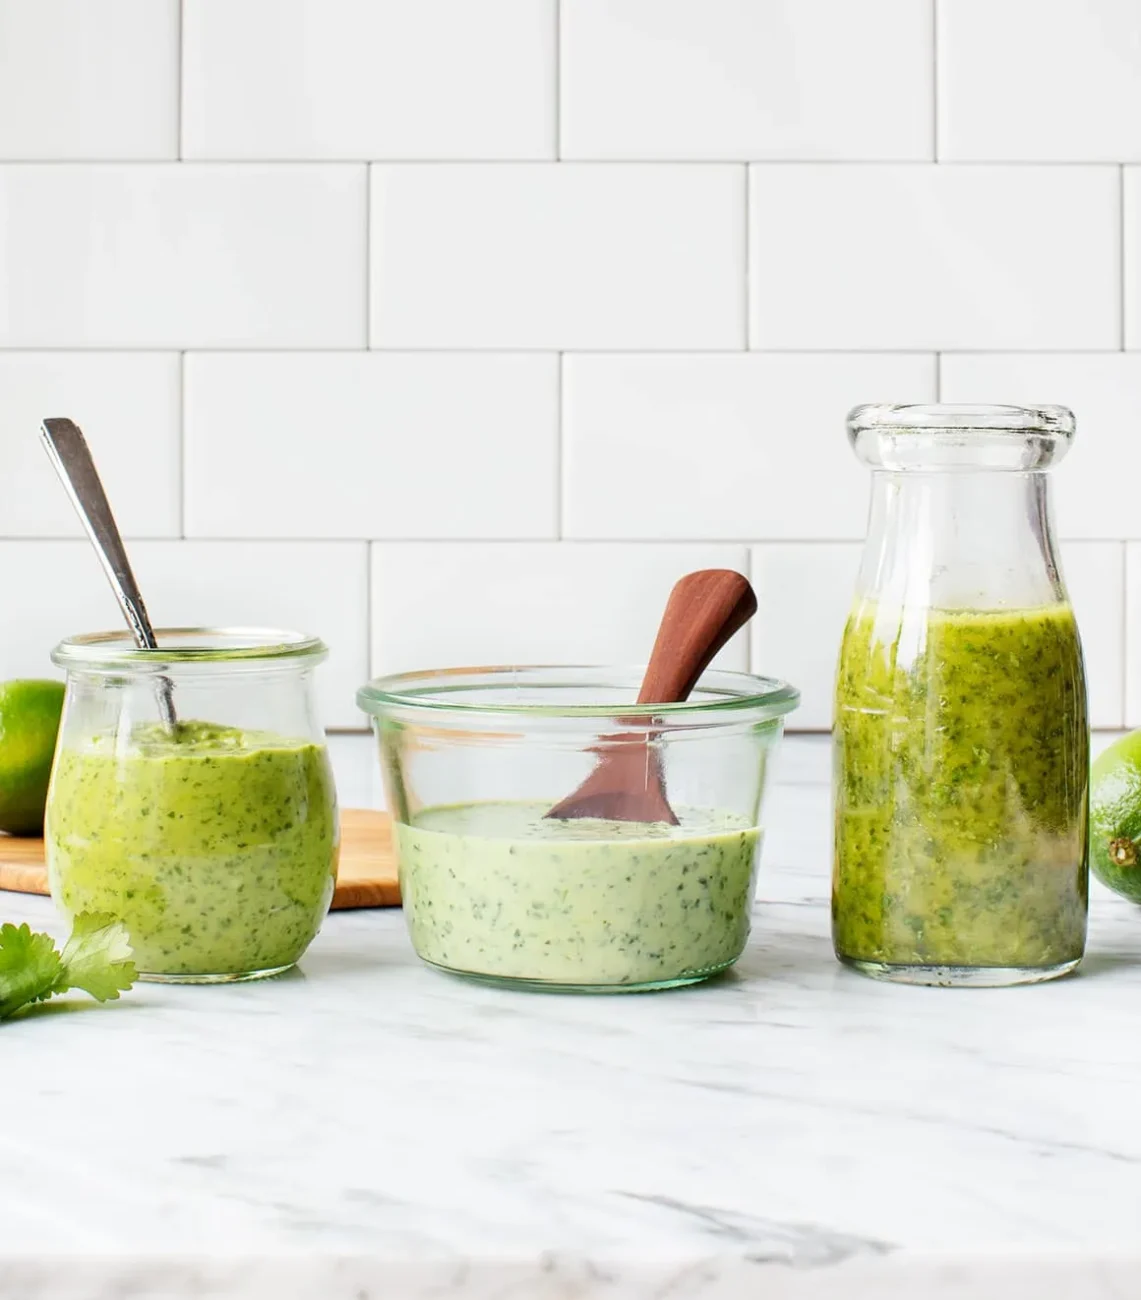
358, 665, 799, 992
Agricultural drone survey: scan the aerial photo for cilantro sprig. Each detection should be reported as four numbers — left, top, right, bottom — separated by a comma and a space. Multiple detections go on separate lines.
0, 912, 136, 1021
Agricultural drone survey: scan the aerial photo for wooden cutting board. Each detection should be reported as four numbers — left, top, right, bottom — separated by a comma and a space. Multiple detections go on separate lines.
0, 807, 400, 910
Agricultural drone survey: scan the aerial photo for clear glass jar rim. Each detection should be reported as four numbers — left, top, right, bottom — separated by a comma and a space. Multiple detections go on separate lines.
848, 402, 1075, 436
357, 664, 800, 720
51, 626, 328, 668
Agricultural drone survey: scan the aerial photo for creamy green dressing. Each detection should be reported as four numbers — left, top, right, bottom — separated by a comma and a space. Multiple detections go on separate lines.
46, 721, 338, 980
396, 800, 761, 989
833, 602, 1088, 973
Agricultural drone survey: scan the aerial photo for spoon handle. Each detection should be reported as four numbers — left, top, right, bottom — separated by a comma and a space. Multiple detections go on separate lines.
40, 418, 178, 729
544, 569, 756, 823
636, 569, 757, 706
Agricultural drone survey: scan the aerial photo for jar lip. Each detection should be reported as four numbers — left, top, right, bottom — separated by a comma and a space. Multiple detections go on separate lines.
51, 626, 328, 668
357, 664, 800, 721
848, 402, 1075, 437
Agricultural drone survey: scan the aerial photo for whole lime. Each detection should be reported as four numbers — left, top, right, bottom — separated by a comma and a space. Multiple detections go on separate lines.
1091, 729, 1141, 903
0, 679, 65, 836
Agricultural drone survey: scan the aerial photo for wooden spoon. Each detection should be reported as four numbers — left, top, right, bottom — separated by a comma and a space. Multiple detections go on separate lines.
544, 569, 757, 824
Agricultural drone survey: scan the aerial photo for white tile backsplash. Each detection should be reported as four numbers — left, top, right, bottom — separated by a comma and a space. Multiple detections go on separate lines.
0, 12, 1137, 731
184, 353, 558, 539
0, 165, 366, 348
750, 165, 1121, 350
1064, 541, 1125, 730
750, 543, 860, 730
563, 353, 935, 540
135, 542, 370, 730
370, 543, 750, 676
0, 542, 123, 682
369, 164, 745, 349
561, 0, 932, 162
0, 353, 180, 537
0, 0, 178, 160
1123, 168, 1141, 349
0, 541, 367, 729
182, 0, 555, 161
1124, 544, 1141, 726
941, 353, 1141, 541
938, 0, 1141, 161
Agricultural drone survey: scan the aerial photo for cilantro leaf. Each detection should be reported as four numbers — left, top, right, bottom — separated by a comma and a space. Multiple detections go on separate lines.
58, 912, 136, 1002
0, 922, 64, 1019
0, 913, 136, 1021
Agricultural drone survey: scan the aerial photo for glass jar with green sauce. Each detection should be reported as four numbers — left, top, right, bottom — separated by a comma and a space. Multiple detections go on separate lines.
833, 405, 1089, 988
45, 628, 339, 984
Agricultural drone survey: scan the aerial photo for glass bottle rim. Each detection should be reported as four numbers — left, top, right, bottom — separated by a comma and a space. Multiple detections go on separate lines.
357, 664, 800, 722
51, 626, 328, 669
848, 402, 1075, 438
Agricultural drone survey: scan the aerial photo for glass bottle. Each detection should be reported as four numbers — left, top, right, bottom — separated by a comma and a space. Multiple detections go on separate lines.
45, 627, 338, 984
832, 404, 1088, 987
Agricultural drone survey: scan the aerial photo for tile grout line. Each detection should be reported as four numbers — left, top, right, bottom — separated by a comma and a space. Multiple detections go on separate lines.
931, 0, 939, 161
0, 159, 1130, 167
1128, 538, 1133, 722
556, 353, 565, 538
364, 165, 372, 347
178, 351, 186, 537
1119, 164, 1127, 351
1, 347, 1131, 357
176, 0, 184, 160
554, 0, 561, 160
366, 541, 374, 684
2, 535, 1123, 546
743, 165, 751, 349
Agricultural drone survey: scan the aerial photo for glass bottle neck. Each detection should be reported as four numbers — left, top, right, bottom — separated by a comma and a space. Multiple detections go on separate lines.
856, 470, 1067, 612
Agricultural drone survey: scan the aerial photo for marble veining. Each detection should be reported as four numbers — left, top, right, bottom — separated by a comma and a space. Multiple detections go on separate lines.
3, 736, 1141, 1297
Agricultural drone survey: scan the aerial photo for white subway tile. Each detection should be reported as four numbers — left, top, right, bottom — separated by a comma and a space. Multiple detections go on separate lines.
939, 0, 1141, 161
370, 164, 744, 349
941, 354, 1141, 541
750, 165, 1120, 350
184, 353, 557, 539
1064, 541, 1124, 730
562, 0, 931, 161
563, 353, 935, 541
137, 542, 370, 730
0, 165, 366, 348
370, 542, 750, 675
183, 0, 554, 161
751, 543, 859, 730
0, 542, 115, 683
0, 541, 368, 730
0, 354, 179, 538
0, 0, 177, 159
1123, 169, 1141, 348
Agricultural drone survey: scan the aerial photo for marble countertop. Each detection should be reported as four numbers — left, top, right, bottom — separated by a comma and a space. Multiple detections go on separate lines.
4, 735, 1141, 1299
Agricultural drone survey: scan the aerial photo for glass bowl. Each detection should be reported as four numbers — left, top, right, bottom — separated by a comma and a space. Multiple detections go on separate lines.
357, 665, 799, 992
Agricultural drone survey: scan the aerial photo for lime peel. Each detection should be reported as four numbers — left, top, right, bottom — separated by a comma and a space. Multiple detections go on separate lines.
1092, 730, 1141, 902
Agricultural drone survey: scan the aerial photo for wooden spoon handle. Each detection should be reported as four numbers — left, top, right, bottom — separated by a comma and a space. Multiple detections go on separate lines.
544, 568, 756, 823
636, 569, 756, 706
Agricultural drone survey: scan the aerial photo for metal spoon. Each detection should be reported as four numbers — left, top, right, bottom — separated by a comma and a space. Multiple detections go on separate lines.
40, 417, 179, 730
